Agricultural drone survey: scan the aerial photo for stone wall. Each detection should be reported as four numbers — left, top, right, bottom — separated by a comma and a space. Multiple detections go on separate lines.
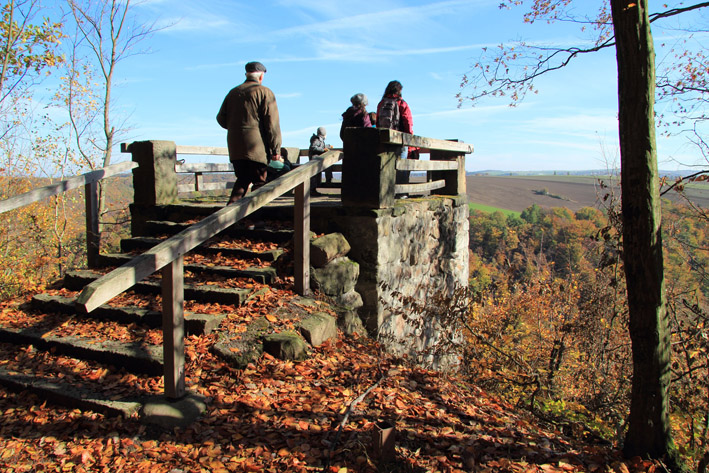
328, 195, 469, 368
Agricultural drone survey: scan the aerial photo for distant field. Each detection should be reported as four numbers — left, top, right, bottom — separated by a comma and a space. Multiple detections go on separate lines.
466, 175, 709, 212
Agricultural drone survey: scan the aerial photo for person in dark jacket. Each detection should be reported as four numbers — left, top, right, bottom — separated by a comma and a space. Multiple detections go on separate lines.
217, 61, 282, 204
308, 127, 332, 196
340, 93, 372, 140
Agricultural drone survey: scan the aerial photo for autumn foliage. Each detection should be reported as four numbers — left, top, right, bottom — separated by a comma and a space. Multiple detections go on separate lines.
0, 175, 131, 299
462, 198, 709, 463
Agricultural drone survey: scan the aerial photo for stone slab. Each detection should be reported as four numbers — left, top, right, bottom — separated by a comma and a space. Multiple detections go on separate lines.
140, 391, 207, 429
0, 367, 142, 417
120, 237, 284, 262
100, 253, 278, 284
31, 294, 224, 336
63, 270, 253, 305
263, 331, 308, 361
299, 312, 337, 347
0, 327, 163, 375
211, 318, 269, 369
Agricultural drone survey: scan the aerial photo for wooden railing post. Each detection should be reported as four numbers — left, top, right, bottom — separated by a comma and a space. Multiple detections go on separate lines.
430, 148, 466, 196
84, 181, 99, 269
341, 127, 397, 209
162, 255, 185, 399
294, 179, 311, 295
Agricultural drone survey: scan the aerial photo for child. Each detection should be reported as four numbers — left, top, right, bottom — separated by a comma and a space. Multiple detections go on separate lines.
308, 127, 332, 196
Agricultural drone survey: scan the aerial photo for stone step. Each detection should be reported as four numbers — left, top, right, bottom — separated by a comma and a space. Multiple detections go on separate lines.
0, 365, 207, 427
141, 220, 294, 243
120, 236, 285, 262
98, 253, 278, 284
130, 200, 299, 225
63, 270, 259, 306
212, 297, 338, 368
0, 366, 142, 417
0, 326, 163, 376
30, 294, 224, 335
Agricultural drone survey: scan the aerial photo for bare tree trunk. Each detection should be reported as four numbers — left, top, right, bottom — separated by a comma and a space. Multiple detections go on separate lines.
610, 1, 684, 470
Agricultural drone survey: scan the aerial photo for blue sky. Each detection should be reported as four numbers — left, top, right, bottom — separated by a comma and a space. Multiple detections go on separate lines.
108, 0, 706, 172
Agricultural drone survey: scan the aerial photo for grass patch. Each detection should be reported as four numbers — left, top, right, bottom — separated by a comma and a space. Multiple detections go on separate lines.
469, 202, 521, 217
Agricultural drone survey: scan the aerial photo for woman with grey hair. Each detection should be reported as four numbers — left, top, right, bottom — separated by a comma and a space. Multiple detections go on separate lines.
340, 93, 372, 140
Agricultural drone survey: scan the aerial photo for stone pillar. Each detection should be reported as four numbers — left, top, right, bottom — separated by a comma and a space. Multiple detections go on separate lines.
129, 140, 178, 206
341, 127, 397, 209
127, 140, 178, 237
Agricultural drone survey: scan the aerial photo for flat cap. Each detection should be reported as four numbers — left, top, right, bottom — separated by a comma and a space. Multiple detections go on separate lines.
245, 61, 267, 73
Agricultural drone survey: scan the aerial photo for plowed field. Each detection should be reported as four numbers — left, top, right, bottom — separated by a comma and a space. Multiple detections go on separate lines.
466, 175, 709, 212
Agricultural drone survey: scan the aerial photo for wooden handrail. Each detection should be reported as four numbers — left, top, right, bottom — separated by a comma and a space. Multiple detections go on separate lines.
395, 160, 458, 171
0, 161, 138, 214
121, 143, 230, 156
76, 150, 343, 313
175, 162, 233, 173
175, 145, 228, 156
378, 129, 474, 154
395, 180, 446, 194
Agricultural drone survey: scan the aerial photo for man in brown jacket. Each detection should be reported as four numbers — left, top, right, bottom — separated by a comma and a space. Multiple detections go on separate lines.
217, 61, 282, 204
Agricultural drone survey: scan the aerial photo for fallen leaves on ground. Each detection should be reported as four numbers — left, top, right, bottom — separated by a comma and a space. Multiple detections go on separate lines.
0, 321, 656, 473
0, 238, 663, 472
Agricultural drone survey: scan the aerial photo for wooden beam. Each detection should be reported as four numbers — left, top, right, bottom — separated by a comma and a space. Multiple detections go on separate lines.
175, 162, 234, 173
195, 172, 203, 192
379, 129, 474, 154
431, 151, 466, 196
175, 145, 229, 156
299, 148, 342, 157
294, 180, 311, 296
177, 182, 234, 194
76, 150, 343, 313
395, 160, 458, 171
395, 180, 446, 195
162, 256, 185, 399
0, 161, 138, 214
85, 181, 100, 269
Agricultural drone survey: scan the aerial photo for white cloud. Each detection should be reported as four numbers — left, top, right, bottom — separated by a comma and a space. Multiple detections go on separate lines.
273, 0, 495, 38
156, 15, 230, 32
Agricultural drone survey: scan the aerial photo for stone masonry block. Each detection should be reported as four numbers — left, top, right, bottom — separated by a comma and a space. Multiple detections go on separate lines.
299, 313, 337, 347
311, 233, 351, 268
263, 331, 308, 361
311, 257, 360, 296
335, 290, 363, 310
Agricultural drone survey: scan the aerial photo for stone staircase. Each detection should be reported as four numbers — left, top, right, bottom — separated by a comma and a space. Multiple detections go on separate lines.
0, 200, 350, 424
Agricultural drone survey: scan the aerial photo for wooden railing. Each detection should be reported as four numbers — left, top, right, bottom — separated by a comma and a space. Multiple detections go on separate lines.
76, 147, 342, 399
0, 161, 139, 268
340, 127, 472, 208
76, 129, 472, 400
159, 144, 344, 195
